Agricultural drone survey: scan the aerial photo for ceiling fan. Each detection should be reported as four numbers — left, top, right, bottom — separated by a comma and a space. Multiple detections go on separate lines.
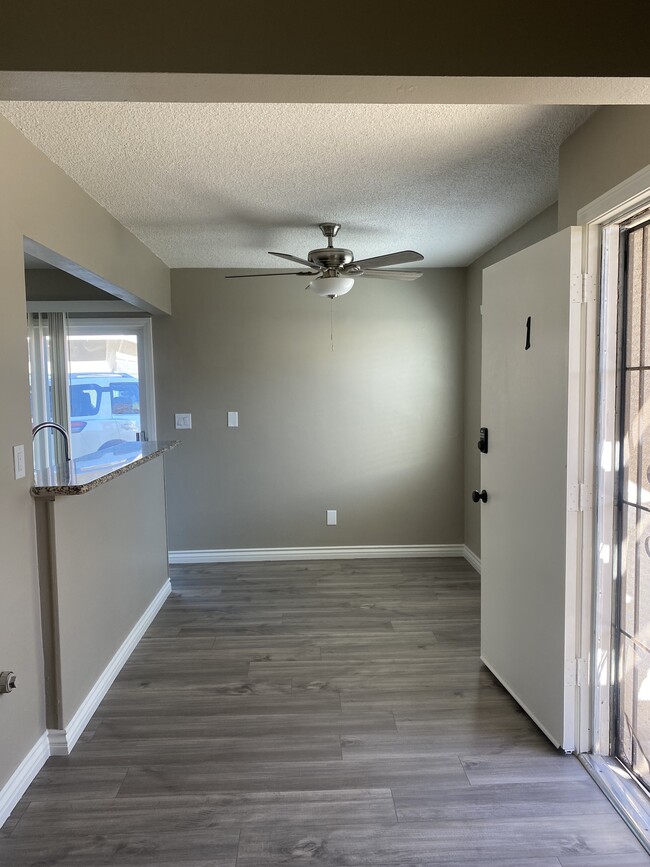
227, 222, 424, 298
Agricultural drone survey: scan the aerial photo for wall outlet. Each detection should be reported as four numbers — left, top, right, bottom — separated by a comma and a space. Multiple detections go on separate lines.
13, 445, 25, 480
326, 509, 337, 526
227, 411, 239, 428
175, 413, 192, 430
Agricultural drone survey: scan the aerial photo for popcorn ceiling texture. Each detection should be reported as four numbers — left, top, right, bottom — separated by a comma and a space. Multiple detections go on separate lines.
0, 102, 594, 268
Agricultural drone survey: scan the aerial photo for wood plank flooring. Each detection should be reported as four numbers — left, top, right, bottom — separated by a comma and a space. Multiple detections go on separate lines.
1, 557, 647, 865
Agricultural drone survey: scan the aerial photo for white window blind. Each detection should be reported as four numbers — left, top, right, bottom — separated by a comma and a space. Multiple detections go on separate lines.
28, 312, 71, 470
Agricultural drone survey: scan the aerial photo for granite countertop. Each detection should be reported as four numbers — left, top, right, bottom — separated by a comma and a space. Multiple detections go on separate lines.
31, 441, 179, 497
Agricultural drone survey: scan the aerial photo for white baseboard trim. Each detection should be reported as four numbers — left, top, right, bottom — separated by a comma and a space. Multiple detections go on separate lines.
169, 545, 467, 564
48, 578, 171, 756
0, 732, 49, 828
463, 545, 481, 573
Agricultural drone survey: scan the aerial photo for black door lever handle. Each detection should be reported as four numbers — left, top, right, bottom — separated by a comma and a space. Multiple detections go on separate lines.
472, 490, 488, 503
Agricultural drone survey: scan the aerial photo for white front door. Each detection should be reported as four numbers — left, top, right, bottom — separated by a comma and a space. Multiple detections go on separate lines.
480, 227, 584, 752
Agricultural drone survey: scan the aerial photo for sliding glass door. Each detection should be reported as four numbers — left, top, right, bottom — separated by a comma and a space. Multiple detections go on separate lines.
616, 219, 650, 790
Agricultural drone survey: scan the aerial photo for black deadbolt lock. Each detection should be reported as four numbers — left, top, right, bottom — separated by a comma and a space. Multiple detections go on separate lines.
477, 427, 488, 453
472, 490, 488, 503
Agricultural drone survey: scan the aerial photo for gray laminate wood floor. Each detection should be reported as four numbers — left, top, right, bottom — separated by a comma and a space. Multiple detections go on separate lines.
1, 557, 647, 866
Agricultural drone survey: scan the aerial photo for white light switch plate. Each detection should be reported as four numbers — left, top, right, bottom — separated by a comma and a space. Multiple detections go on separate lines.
326, 509, 337, 526
227, 411, 239, 428
13, 445, 25, 480
175, 413, 192, 430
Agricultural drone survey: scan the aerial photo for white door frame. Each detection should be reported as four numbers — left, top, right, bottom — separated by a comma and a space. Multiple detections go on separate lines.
563, 220, 600, 755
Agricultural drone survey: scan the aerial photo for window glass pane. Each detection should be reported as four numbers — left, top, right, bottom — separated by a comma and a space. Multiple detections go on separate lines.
621, 505, 638, 638
27, 316, 153, 470
617, 222, 650, 792
111, 381, 140, 415
618, 634, 650, 783
619, 634, 636, 767
644, 225, 650, 369
69, 383, 101, 416
623, 370, 641, 505
640, 370, 650, 505
67, 333, 141, 458
626, 228, 643, 368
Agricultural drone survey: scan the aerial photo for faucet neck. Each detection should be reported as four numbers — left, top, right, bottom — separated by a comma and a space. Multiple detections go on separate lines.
32, 423, 71, 463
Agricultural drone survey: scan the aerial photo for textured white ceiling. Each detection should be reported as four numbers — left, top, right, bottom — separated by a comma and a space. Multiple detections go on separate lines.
0, 102, 595, 268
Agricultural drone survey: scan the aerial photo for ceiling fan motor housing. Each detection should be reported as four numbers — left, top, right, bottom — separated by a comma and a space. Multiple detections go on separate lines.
308, 247, 354, 270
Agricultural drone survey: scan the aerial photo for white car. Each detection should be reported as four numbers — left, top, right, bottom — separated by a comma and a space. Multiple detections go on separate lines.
69, 373, 141, 457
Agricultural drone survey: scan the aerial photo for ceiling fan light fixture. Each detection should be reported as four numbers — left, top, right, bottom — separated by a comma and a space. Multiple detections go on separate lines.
309, 276, 354, 298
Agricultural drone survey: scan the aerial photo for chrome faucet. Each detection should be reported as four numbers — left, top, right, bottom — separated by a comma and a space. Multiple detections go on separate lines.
32, 422, 71, 463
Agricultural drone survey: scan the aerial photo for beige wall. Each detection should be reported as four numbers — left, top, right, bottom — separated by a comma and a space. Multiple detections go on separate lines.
559, 106, 650, 227
47, 459, 168, 726
155, 268, 465, 551
0, 115, 169, 795
25, 269, 113, 302
463, 205, 559, 558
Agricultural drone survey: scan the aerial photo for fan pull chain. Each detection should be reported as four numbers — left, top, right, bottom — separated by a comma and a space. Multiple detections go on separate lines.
330, 298, 335, 353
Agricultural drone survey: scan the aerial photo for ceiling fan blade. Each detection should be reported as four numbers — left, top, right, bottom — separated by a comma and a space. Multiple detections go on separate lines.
268, 251, 320, 270
348, 250, 424, 270
359, 269, 423, 281
226, 271, 316, 279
